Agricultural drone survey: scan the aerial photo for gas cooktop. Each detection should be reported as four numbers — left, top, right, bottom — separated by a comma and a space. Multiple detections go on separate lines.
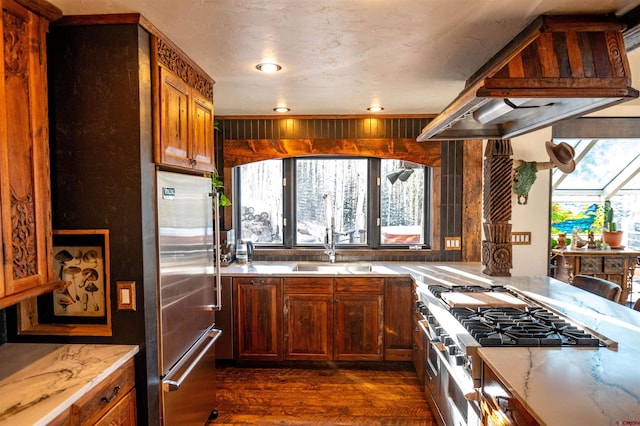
425, 283, 610, 348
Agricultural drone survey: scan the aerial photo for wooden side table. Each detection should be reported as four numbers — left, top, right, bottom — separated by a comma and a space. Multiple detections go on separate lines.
551, 247, 640, 304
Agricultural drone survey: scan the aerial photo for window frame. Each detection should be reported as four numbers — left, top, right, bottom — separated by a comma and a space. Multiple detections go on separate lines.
233, 156, 431, 249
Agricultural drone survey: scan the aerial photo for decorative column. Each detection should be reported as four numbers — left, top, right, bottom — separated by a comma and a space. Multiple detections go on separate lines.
482, 140, 513, 276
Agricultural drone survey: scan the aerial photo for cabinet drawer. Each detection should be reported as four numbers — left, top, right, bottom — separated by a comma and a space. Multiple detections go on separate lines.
94, 388, 136, 426
335, 277, 384, 293
603, 257, 624, 273
235, 277, 281, 286
70, 358, 135, 425
284, 277, 333, 294
579, 257, 602, 274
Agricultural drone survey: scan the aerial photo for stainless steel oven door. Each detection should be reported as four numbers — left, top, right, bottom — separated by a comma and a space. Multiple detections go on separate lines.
420, 321, 480, 426
162, 327, 222, 425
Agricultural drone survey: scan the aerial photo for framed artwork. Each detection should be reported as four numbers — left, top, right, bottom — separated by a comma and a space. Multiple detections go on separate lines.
18, 230, 112, 336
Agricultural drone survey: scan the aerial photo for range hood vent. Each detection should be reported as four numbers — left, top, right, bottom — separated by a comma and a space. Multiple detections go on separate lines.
417, 15, 639, 141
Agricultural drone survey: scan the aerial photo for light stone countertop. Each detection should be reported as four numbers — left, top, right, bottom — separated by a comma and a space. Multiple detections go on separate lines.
222, 261, 640, 426
0, 343, 139, 425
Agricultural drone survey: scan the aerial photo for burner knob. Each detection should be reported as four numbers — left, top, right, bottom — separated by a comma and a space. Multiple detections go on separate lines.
427, 315, 436, 325
455, 354, 466, 366
443, 336, 454, 346
434, 326, 444, 336
447, 345, 457, 355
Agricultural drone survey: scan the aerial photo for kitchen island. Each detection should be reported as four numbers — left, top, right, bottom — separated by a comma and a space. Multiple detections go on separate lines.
0, 343, 138, 425
222, 261, 640, 425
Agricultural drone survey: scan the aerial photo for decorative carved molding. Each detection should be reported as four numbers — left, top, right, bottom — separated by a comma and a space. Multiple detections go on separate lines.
482, 140, 513, 277
3, 10, 28, 84
606, 32, 626, 76
156, 38, 213, 100
11, 189, 37, 279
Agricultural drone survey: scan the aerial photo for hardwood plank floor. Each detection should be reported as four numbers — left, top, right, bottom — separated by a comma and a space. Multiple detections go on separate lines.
211, 362, 434, 425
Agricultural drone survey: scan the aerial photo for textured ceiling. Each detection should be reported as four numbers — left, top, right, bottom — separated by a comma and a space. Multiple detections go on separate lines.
47, 0, 640, 116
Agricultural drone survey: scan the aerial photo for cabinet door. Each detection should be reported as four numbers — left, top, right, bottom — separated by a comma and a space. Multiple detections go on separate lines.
284, 293, 333, 360
384, 278, 413, 360
235, 277, 283, 360
191, 93, 215, 172
158, 67, 191, 169
0, 0, 53, 298
334, 293, 384, 361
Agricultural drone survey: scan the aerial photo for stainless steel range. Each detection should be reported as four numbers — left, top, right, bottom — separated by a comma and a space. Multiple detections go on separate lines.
414, 282, 614, 426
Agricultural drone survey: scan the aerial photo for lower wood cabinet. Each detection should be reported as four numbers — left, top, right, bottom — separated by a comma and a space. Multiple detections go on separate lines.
283, 277, 333, 361
384, 277, 413, 361
234, 277, 283, 361
49, 358, 136, 425
334, 277, 384, 361
234, 275, 411, 362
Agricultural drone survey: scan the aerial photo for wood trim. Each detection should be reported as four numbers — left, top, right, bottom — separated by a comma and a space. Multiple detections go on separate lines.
223, 138, 442, 168
14, 0, 61, 21
462, 140, 483, 262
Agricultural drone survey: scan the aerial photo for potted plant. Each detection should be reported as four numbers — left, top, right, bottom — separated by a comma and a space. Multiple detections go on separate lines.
602, 200, 623, 248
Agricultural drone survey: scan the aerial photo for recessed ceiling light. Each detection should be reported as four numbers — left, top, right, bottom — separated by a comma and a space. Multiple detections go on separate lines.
367, 105, 384, 112
274, 106, 290, 113
256, 62, 282, 73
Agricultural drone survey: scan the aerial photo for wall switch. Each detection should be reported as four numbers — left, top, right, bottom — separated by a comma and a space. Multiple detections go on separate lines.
511, 232, 532, 245
117, 281, 136, 311
444, 236, 461, 250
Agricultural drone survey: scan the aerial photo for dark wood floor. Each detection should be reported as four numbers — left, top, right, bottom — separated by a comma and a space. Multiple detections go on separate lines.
211, 362, 435, 425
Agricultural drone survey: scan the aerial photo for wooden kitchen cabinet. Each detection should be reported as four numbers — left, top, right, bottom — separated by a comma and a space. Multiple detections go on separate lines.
334, 277, 384, 361
283, 277, 333, 361
49, 357, 137, 426
384, 277, 413, 361
0, 0, 61, 309
154, 37, 215, 173
234, 277, 283, 361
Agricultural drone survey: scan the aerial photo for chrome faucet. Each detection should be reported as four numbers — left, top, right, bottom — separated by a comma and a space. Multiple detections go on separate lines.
324, 224, 336, 263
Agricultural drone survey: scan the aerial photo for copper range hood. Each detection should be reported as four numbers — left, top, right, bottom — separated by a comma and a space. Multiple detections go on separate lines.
417, 15, 639, 141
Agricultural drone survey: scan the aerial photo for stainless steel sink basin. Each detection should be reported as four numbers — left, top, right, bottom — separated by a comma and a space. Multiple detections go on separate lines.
293, 263, 372, 273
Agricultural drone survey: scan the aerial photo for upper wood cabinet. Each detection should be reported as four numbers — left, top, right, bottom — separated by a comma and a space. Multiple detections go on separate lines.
153, 36, 215, 173
0, 0, 61, 309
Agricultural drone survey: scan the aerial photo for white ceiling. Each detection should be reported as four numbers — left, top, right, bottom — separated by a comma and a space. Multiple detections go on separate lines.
48, 0, 640, 117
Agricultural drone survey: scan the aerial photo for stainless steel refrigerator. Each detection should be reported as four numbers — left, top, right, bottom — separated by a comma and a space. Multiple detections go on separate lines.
157, 171, 222, 425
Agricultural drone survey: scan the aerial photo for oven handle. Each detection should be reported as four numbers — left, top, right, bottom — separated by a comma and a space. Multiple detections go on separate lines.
162, 328, 222, 392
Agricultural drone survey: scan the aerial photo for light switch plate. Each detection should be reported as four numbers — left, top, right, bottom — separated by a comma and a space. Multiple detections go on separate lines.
444, 236, 461, 250
117, 281, 136, 311
511, 232, 532, 245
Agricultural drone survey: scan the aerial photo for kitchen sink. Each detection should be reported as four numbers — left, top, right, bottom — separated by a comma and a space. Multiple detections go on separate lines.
293, 263, 373, 273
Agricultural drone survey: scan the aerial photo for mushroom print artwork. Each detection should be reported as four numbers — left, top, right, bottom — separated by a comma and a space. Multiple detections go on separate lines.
53, 245, 106, 317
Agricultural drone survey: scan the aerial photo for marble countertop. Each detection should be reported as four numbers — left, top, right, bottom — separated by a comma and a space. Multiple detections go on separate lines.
0, 343, 139, 425
222, 261, 640, 425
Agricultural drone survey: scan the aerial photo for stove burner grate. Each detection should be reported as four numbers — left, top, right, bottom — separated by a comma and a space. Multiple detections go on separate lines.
451, 306, 602, 347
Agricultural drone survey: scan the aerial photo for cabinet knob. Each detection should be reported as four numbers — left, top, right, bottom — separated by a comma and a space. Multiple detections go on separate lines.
250, 280, 264, 285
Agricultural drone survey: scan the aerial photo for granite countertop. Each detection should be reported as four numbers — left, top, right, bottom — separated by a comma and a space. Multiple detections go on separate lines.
0, 343, 139, 425
222, 261, 640, 425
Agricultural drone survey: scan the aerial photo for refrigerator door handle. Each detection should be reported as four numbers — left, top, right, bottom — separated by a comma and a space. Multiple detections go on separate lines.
210, 191, 223, 311
162, 328, 222, 392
